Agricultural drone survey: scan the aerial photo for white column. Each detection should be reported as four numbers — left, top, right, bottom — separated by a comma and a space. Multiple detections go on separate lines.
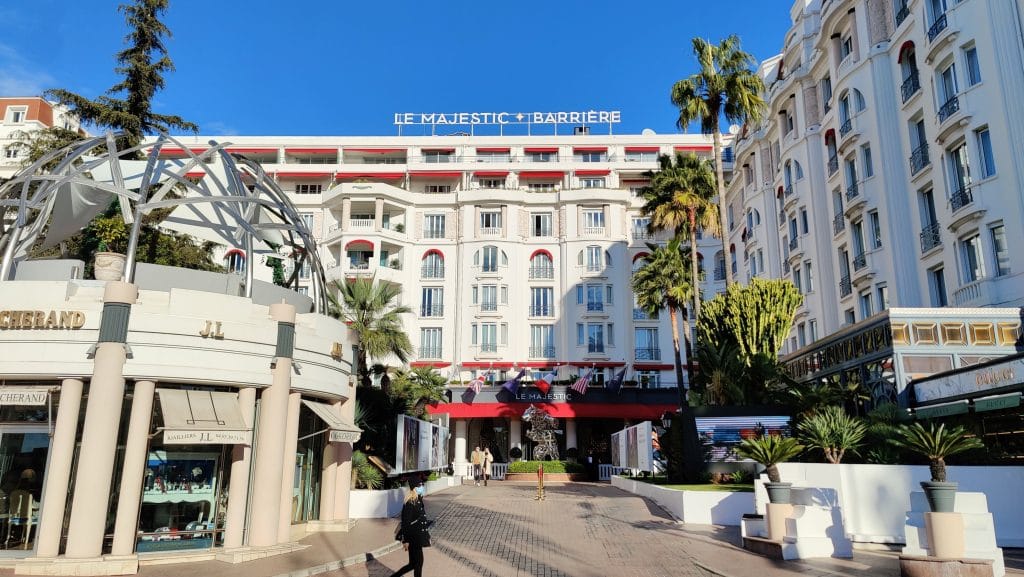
453, 419, 468, 475
509, 417, 521, 459
277, 392, 302, 542
565, 419, 577, 451
35, 378, 83, 558
111, 380, 156, 555
333, 399, 355, 522
318, 443, 337, 523
223, 387, 256, 548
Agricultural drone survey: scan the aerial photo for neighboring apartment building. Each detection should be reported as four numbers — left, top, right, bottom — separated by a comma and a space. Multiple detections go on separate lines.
0, 97, 81, 179
725, 0, 1024, 357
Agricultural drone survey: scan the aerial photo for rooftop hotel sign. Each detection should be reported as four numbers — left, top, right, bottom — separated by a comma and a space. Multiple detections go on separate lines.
393, 110, 621, 126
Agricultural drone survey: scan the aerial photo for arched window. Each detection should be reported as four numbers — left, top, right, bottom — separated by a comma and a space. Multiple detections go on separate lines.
632, 252, 649, 273
529, 250, 553, 279
783, 161, 794, 189
479, 246, 498, 272
580, 245, 604, 271
853, 89, 866, 112
714, 250, 725, 280
794, 160, 804, 179
225, 249, 245, 275
838, 91, 852, 124
422, 250, 444, 278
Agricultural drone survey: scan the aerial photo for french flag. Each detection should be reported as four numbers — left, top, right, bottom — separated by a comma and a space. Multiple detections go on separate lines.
534, 371, 557, 395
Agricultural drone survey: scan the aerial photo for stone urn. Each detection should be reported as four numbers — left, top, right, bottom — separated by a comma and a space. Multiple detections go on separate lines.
94, 252, 127, 281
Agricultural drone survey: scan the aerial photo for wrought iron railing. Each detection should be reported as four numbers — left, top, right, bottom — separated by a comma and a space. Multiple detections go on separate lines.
586, 302, 605, 312
853, 252, 867, 271
789, 237, 799, 251
713, 265, 726, 281
828, 155, 839, 176
839, 118, 853, 137
950, 186, 973, 211
418, 347, 442, 359
421, 266, 444, 278
528, 266, 554, 279
895, 2, 910, 27
937, 96, 960, 123
910, 145, 930, 175
480, 302, 498, 312
846, 182, 860, 202
420, 304, 444, 317
840, 275, 853, 297
480, 343, 498, 353
901, 74, 920, 103
833, 213, 846, 235
920, 222, 941, 252
635, 348, 661, 361
529, 305, 555, 317
529, 346, 556, 359
928, 13, 948, 42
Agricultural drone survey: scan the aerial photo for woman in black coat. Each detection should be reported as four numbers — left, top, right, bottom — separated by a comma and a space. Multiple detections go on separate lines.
391, 480, 430, 577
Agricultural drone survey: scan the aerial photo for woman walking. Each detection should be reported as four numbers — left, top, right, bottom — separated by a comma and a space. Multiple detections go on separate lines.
391, 479, 430, 577
482, 447, 494, 486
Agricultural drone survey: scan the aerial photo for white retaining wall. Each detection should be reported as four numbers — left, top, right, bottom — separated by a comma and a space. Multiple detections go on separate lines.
775, 463, 1024, 547
349, 476, 460, 518
611, 476, 753, 526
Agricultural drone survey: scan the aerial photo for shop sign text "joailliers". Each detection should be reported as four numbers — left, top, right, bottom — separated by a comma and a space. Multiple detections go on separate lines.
0, 310, 86, 330
393, 111, 622, 126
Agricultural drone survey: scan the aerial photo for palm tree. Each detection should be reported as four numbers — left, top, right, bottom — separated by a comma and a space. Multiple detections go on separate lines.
631, 239, 692, 396
389, 366, 450, 418
671, 35, 766, 285
642, 152, 719, 319
327, 277, 413, 387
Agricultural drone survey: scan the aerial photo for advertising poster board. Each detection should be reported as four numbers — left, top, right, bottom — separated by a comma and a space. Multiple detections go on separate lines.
610, 431, 622, 468
394, 415, 449, 475
612, 421, 657, 472
635, 421, 654, 472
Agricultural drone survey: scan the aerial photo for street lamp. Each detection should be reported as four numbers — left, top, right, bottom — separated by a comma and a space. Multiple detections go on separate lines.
660, 411, 675, 430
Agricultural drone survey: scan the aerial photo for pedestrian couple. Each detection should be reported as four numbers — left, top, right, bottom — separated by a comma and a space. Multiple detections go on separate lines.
470, 446, 493, 486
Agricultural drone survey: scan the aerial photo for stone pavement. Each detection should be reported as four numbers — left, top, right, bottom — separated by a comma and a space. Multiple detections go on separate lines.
23, 481, 1024, 577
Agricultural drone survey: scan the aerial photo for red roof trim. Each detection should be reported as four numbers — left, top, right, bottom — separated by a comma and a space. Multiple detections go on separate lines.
673, 145, 714, 151
460, 362, 517, 369
422, 249, 444, 259
573, 146, 607, 152
223, 248, 245, 259
633, 363, 675, 371
285, 148, 337, 154
524, 147, 559, 153
344, 239, 374, 250
185, 171, 206, 179
409, 171, 461, 178
154, 147, 208, 155
410, 361, 452, 368
624, 146, 661, 152
575, 169, 610, 176
344, 148, 405, 153
632, 252, 649, 262
427, 402, 679, 419
473, 171, 509, 177
335, 172, 405, 179
897, 41, 915, 63
276, 172, 331, 178
569, 361, 626, 368
421, 147, 456, 152
225, 147, 277, 154
529, 249, 553, 260
476, 147, 511, 152
518, 171, 564, 179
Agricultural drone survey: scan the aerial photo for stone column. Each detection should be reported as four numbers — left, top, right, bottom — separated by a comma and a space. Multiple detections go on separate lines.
277, 392, 301, 543
565, 419, 577, 451
111, 380, 156, 555
333, 398, 355, 522
34, 378, 84, 558
318, 443, 338, 523
248, 303, 295, 547
509, 417, 521, 458
341, 197, 351, 232
64, 281, 138, 559
374, 198, 385, 232
223, 387, 256, 548
453, 419, 468, 475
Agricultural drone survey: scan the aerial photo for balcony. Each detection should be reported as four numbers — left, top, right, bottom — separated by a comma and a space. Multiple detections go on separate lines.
480, 343, 498, 353
920, 222, 941, 252
895, 2, 910, 27
587, 344, 606, 354
633, 308, 659, 320
479, 227, 502, 236
845, 182, 860, 202
420, 304, 444, 317
901, 75, 920, 104
937, 96, 960, 124
528, 266, 554, 280
840, 275, 853, 297
828, 155, 839, 176
789, 237, 798, 251
713, 265, 726, 281
529, 346, 556, 359
783, 259, 791, 274
349, 218, 374, 229
910, 145, 930, 175
635, 348, 662, 361
950, 186, 973, 212
839, 119, 853, 138
480, 302, 498, 312
853, 252, 867, 271
833, 213, 846, 235
421, 265, 444, 279
529, 305, 555, 317
418, 347, 442, 359
953, 278, 994, 307
632, 229, 653, 241
423, 229, 445, 239
586, 302, 605, 312
583, 226, 606, 236
927, 13, 948, 42
784, 185, 794, 199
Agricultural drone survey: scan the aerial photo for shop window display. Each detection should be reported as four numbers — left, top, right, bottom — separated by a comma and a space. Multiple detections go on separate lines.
136, 450, 223, 552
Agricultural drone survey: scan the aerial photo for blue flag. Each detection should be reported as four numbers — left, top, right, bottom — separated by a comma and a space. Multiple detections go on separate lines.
501, 369, 526, 395
606, 367, 627, 394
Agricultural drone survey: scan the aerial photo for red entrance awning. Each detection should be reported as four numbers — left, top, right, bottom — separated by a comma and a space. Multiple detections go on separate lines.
427, 402, 678, 419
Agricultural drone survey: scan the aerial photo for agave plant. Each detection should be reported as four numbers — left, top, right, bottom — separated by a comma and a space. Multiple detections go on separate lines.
797, 406, 868, 464
734, 435, 804, 483
351, 449, 383, 490
894, 422, 983, 482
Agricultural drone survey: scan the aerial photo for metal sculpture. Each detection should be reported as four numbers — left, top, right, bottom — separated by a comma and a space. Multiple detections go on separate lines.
0, 132, 327, 312
522, 404, 560, 461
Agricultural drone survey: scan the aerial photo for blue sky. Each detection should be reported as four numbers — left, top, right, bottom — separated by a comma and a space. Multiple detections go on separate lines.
0, 0, 793, 136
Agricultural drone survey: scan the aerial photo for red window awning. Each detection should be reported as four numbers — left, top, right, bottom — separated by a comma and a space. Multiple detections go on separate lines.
286, 148, 337, 154
569, 361, 626, 368
422, 148, 456, 152
460, 362, 516, 369
225, 147, 277, 154
473, 170, 509, 177
575, 169, 610, 176
344, 148, 405, 153
573, 146, 607, 152
624, 146, 661, 152
524, 147, 558, 153
344, 239, 374, 250
633, 363, 675, 371
518, 171, 564, 179
427, 402, 679, 420
276, 172, 331, 178
409, 171, 461, 178
184, 171, 206, 179
476, 147, 510, 152
335, 172, 404, 180
154, 147, 207, 155
673, 145, 714, 152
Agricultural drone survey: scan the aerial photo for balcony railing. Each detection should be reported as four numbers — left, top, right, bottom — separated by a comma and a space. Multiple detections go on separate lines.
910, 145, 930, 175
789, 237, 798, 251
828, 155, 839, 176
833, 213, 846, 235
528, 266, 554, 279
784, 185, 794, 198
421, 266, 444, 279
583, 226, 606, 236
479, 227, 502, 236
901, 74, 920, 103
423, 229, 445, 239
529, 305, 555, 317
714, 265, 726, 281
635, 348, 662, 361
480, 302, 498, 312
586, 302, 605, 312
937, 96, 960, 123
920, 222, 941, 252
853, 252, 867, 271
584, 263, 603, 273
632, 229, 653, 241
839, 118, 853, 137
840, 275, 853, 297
895, 2, 910, 27
480, 343, 498, 353
529, 346, 556, 359
350, 218, 374, 229
633, 308, 659, 320
783, 259, 791, 274
587, 344, 605, 353
950, 186, 973, 211
927, 13, 948, 42
418, 347, 442, 359
420, 304, 444, 317
846, 182, 860, 202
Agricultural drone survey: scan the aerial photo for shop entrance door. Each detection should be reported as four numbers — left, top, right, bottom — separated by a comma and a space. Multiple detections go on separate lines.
0, 426, 50, 555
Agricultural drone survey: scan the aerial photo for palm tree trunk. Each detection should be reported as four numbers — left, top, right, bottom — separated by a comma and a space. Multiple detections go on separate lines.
670, 305, 704, 483
712, 128, 733, 285
668, 305, 686, 407
688, 211, 701, 320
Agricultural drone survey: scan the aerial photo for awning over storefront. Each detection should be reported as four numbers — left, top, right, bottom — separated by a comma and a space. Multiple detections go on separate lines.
427, 402, 678, 420
156, 389, 251, 445
302, 400, 362, 443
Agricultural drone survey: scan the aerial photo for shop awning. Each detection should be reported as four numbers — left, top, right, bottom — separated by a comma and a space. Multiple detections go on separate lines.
302, 400, 362, 443
624, 146, 660, 152
518, 171, 564, 179
427, 402, 678, 419
156, 389, 251, 445
575, 169, 610, 176
914, 400, 970, 419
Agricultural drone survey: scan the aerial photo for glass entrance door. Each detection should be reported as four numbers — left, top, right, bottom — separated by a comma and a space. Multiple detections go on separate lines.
0, 427, 50, 554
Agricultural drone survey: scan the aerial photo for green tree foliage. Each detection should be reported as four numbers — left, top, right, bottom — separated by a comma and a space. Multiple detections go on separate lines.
350, 450, 383, 490
692, 340, 746, 406
641, 152, 719, 319
671, 35, 766, 285
735, 435, 804, 483
796, 406, 868, 464
388, 367, 449, 418
863, 402, 907, 464
327, 277, 413, 387
700, 278, 803, 361
894, 422, 984, 482
46, 0, 197, 151
9, 127, 85, 170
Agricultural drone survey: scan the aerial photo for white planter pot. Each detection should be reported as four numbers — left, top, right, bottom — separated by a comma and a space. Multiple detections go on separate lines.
94, 252, 126, 281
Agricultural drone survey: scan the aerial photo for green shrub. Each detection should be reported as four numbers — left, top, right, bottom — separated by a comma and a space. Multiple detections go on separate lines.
507, 460, 584, 474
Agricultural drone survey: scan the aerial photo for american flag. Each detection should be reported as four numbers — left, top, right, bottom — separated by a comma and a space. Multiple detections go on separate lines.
570, 368, 595, 395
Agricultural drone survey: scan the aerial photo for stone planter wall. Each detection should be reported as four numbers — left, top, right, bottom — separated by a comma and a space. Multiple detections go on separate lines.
504, 472, 584, 482
611, 475, 753, 526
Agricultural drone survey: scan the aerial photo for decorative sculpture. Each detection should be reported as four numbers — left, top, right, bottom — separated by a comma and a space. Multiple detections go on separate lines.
522, 404, 560, 461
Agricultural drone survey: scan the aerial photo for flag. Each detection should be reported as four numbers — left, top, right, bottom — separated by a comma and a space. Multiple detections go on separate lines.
501, 369, 526, 395
469, 374, 485, 394
571, 368, 595, 396
460, 388, 476, 404
534, 370, 557, 395
606, 367, 627, 395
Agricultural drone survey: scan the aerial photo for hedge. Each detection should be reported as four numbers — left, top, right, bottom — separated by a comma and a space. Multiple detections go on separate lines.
507, 460, 585, 474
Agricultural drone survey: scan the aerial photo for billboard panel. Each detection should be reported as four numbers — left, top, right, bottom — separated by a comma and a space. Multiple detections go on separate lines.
394, 415, 449, 475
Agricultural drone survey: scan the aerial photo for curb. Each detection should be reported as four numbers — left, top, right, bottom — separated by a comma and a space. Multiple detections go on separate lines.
270, 541, 404, 577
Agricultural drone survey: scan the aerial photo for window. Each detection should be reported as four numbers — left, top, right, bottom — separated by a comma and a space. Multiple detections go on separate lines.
575, 151, 607, 162
841, 35, 854, 60
581, 177, 606, 188
929, 266, 948, 306
471, 323, 478, 345
424, 214, 446, 238
480, 246, 499, 272
587, 323, 605, 353
728, 205, 735, 230
576, 323, 584, 346
527, 182, 557, 192
844, 308, 856, 325
479, 178, 506, 189
821, 76, 833, 110
797, 323, 807, 348
294, 184, 322, 195
990, 224, 1009, 276
480, 323, 498, 351
420, 328, 442, 358
477, 151, 510, 163
976, 128, 996, 178
530, 325, 555, 358
793, 267, 802, 293
804, 261, 814, 292
225, 251, 245, 275
964, 45, 982, 86
876, 284, 890, 311
480, 210, 502, 230
423, 184, 452, 194
583, 209, 605, 231
625, 150, 658, 162
532, 213, 552, 236
423, 150, 453, 163
586, 284, 604, 311
946, 142, 971, 196
809, 320, 818, 342
530, 252, 553, 278
584, 245, 603, 271
7, 107, 26, 124
531, 287, 554, 316
859, 291, 873, 318
501, 323, 508, 345
800, 208, 809, 235
471, 285, 478, 304
526, 151, 557, 162
635, 370, 661, 388
938, 62, 958, 104
3, 147, 18, 159
296, 286, 308, 296
862, 145, 874, 178
422, 251, 444, 278
421, 287, 443, 317
500, 283, 508, 304
607, 323, 615, 347
960, 233, 985, 282
480, 285, 498, 310
869, 211, 882, 249
635, 328, 659, 360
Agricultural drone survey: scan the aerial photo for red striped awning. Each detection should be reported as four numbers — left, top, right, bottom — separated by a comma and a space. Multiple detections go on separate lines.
518, 171, 564, 179
573, 146, 607, 152
427, 402, 678, 419
286, 148, 337, 154
185, 171, 206, 179
673, 145, 714, 152
344, 148, 405, 153
633, 363, 674, 371
335, 172, 404, 180
476, 147, 510, 152
422, 147, 456, 152
524, 147, 558, 153
409, 171, 461, 178
569, 361, 626, 368
154, 147, 207, 155
473, 171, 509, 177
225, 147, 277, 154
276, 172, 331, 178
624, 146, 661, 152
575, 169, 610, 176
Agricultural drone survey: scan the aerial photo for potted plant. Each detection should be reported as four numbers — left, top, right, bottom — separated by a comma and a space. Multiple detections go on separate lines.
894, 422, 984, 512
735, 434, 804, 504
393, 223, 405, 233
388, 258, 401, 270
796, 406, 867, 464
91, 216, 128, 281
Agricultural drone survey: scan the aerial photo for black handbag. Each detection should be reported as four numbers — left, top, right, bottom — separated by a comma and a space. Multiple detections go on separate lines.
418, 529, 431, 548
